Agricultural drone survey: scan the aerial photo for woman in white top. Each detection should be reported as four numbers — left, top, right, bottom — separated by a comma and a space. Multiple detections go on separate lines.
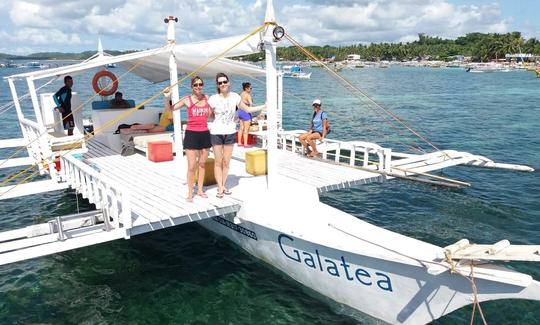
208, 72, 265, 198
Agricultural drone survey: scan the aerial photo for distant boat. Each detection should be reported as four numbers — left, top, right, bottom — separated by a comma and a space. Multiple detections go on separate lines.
25, 61, 50, 69
466, 63, 510, 73
106, 63, 117, 68
282, 65, 311, 79
27, 61, 41, 68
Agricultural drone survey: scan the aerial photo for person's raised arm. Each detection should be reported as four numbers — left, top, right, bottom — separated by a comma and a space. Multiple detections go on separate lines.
238, 100, 265, 113
163, 88, 188, 112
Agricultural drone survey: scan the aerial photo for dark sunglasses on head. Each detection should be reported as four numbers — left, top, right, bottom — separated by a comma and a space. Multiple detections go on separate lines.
192, 83, 204, 87
217, 80, 229, 85
313, 104, 320, 107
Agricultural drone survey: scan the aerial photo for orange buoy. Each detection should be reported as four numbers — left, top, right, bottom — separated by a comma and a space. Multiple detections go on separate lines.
92, 70, 118, 96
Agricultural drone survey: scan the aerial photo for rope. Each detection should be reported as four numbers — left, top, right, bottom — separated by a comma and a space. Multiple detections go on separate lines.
331, 223, 489, 323
0, 44, 169, 171
235, 67, 425, 153
469, 262, 488, 325
0, 76, 60, 117
0, 22, 269, 198
285, 33, 446, 156
284, 37, 428, 152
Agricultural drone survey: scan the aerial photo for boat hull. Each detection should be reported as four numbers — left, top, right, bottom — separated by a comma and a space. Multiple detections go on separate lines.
199, 208, 539, 324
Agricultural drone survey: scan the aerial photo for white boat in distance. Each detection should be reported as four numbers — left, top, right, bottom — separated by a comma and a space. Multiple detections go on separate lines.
1, 1, 539, 324
281, 64, 312, 78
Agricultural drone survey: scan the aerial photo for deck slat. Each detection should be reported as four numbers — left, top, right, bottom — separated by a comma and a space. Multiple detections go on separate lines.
84, 140, 241, 229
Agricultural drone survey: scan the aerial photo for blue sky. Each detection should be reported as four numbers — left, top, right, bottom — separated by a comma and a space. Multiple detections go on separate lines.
0, 0, 538, 55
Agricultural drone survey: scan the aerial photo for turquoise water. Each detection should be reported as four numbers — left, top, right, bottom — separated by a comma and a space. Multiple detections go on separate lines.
1, 65, 539, 324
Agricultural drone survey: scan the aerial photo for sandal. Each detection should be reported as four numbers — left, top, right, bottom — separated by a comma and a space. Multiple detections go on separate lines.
216, 192, 224, 198
198, 192, 208, 198
223, 189, 232, 195
186, 197, 193, 202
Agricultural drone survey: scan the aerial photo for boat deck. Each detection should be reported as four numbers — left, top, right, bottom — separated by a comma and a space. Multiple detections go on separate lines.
85, 140, 242, 235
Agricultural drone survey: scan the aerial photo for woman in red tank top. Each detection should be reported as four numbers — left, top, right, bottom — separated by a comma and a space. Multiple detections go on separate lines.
169, 76, 212, 202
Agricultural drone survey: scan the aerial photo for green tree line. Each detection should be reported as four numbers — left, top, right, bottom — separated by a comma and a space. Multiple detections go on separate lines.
243, 32, 540, 62
3, 32, 539, 63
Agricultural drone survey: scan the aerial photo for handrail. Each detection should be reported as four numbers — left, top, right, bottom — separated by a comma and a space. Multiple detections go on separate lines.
278, 133, 393, 173
60, 154, 132, 238
20, 117, 44, 131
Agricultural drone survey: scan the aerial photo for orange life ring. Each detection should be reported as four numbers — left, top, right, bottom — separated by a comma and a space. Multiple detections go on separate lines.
92, 70, 118, 96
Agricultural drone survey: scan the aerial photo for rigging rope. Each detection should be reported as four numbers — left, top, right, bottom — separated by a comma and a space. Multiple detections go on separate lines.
234, 67, 426, 153
285, 33, 447, 156
0, 22, 269, 198
0, 44, 169, 172
330, 223, 488, 323
0, 76, 60, 117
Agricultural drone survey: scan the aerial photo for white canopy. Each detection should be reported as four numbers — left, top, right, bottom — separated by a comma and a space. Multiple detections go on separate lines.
6, 32, 265, 82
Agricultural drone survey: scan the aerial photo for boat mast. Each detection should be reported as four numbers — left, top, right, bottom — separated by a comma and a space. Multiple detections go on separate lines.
264, 0, 278, 190
165, 16, 184, 164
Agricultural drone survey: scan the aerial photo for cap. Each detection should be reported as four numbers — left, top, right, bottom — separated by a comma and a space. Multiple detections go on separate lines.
312, 99, 321, 106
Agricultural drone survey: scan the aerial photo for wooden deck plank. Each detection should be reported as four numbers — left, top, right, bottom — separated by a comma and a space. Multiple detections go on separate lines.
87, 141, 239, 212
84, 141, 241, 227
89, 140, 243, 209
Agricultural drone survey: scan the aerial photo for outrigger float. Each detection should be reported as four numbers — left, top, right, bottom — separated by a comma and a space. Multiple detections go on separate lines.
1, 2, 539, 324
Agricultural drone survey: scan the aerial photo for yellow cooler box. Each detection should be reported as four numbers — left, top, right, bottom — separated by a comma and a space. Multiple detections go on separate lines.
195, 157, 217, 185
245, 150, 267, 176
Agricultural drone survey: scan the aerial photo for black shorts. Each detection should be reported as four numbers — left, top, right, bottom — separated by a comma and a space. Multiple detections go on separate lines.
210, 133, 236, 146
183, 130, 212, 150
61, 112, 75, 130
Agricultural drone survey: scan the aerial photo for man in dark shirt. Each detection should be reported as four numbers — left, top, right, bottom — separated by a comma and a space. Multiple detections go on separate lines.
53, 75, 74, 136
109, 91, 131, 108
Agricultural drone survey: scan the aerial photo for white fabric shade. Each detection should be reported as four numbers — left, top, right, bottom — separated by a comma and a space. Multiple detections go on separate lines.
6, 32, 265, 82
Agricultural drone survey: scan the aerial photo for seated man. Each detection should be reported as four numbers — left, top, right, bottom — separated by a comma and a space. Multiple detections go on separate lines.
109, 91, 131, 108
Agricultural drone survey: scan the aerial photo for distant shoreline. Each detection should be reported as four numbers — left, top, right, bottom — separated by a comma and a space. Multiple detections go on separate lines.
2, 32, 539, 63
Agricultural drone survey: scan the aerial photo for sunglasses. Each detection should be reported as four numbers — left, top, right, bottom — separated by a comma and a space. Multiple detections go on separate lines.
217, 80, 229, 85
192, 83, 204, 87
313, 104, 321, 107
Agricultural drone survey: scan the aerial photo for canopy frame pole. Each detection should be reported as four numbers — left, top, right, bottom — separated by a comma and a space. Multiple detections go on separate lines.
166, 16, 184, 165
264, 32, 278, 190
264, 0, 278, 190
277, 72, 283, 130
26, 77, 44, 127
7, 78, 30, 157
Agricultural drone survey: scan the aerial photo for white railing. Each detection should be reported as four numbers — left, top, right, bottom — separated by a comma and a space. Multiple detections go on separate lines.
60, 154, 132, 238
20, 117, 53, 176
278, 132, 392, 173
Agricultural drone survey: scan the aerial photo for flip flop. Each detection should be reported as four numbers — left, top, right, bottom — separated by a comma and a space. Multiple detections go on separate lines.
216, 192, 224, 198
223, 189, 232, 195
198, 192, 208, 198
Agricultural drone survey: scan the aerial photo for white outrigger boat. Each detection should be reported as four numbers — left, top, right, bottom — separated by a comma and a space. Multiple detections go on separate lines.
1, 2, 539, 324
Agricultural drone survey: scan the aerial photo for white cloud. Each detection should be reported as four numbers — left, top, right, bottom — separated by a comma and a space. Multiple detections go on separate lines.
0, 0, 536, 54
282, 0, 515, 45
